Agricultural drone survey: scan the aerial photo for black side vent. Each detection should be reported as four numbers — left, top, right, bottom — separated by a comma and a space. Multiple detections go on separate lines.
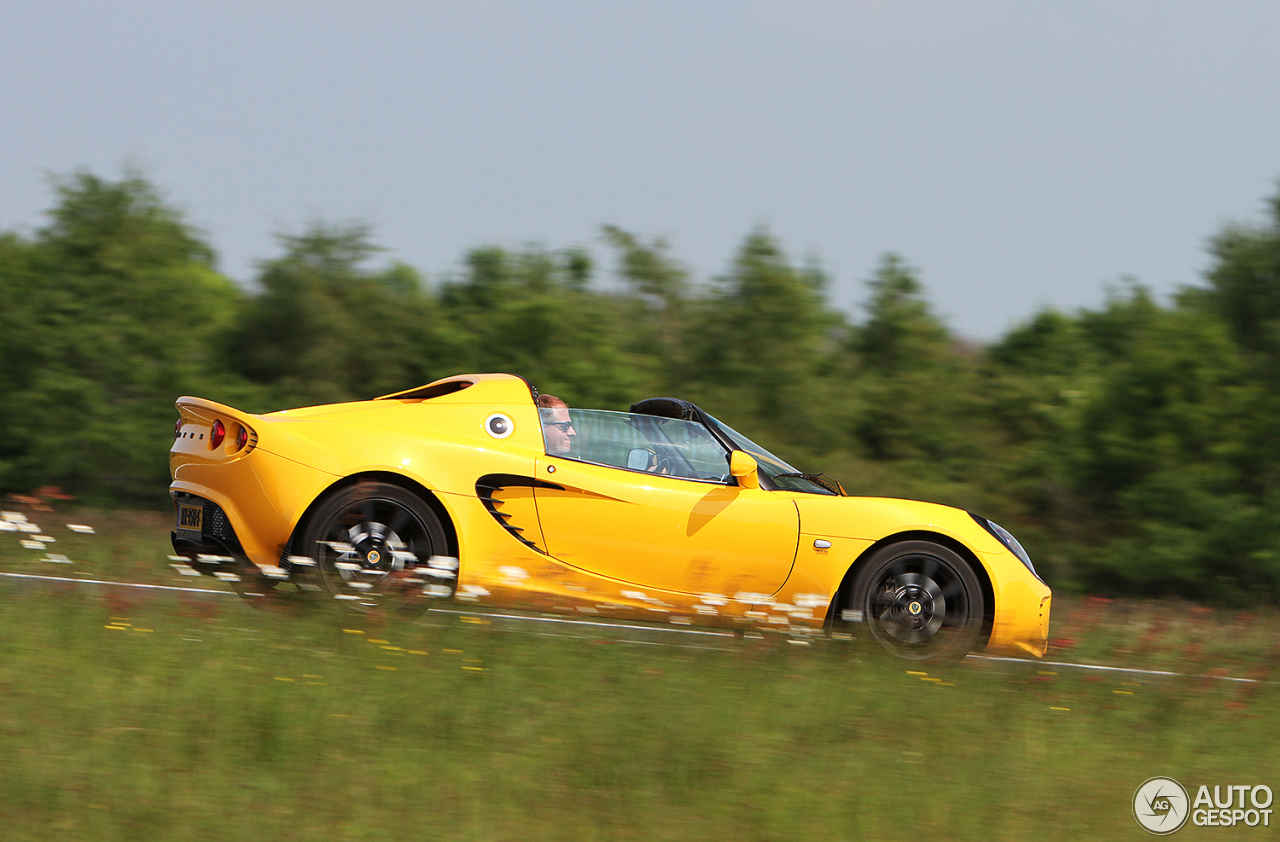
475, 473, 562, 554
203, 500, 242, 551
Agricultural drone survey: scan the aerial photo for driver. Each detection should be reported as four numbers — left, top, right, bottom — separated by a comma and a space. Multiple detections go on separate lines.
536, 394, 575, 456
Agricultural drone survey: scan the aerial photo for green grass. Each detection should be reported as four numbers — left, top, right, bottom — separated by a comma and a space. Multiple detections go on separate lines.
2, 508, 1279, 840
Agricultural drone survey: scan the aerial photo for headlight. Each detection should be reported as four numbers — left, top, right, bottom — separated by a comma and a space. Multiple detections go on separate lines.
970, 513, 1039, 580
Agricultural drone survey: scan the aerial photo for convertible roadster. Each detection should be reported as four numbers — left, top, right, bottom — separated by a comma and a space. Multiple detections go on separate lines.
169, 373, 1050, 662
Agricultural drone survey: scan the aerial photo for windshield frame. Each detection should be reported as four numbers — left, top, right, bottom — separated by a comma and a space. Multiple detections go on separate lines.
704, 415, 839, 496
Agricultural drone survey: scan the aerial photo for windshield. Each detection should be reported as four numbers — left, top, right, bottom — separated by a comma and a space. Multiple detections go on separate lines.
706, 416, 839, 495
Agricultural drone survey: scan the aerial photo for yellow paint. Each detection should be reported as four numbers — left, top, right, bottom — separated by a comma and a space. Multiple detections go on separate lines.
534, 458, 798, 595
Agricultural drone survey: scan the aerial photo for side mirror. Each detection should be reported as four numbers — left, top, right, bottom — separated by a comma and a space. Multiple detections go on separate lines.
626, 448, 651, 470
729, 450, 760, 489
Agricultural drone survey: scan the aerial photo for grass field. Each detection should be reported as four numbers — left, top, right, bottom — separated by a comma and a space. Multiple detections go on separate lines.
2, 508, 1279, 840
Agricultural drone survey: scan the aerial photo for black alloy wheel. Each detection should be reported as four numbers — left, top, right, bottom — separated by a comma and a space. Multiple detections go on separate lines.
849, 540, 984, 663
299, 482, 450, 617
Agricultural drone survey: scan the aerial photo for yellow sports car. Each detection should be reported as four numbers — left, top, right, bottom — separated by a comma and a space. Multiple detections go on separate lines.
169, 373, 1050, 662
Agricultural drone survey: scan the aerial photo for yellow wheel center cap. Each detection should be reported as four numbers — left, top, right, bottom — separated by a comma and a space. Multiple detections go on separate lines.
908, 600, 923, 616
367, 550, 381, 564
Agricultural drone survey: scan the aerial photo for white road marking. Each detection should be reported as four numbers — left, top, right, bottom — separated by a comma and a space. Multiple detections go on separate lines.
0, 571, 228, 595
969, 654, 1275, 684
434, 607, 736, 638
1, 571, 1271, 684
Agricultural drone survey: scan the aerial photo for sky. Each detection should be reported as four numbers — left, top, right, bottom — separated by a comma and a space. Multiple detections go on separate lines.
3, 1, 1279, 340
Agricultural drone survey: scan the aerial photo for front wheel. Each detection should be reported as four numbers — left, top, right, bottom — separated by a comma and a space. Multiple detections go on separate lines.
298, 482, 453, 617
848, 540, 984, 663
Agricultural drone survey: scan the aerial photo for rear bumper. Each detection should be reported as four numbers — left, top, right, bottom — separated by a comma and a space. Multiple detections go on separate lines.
170, 445, 336, 569
170, 492, 246, 561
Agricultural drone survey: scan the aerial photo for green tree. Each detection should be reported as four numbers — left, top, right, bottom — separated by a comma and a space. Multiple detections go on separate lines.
853, 253, 951, 372
847, 254, 985, 474
0, 233, 43, 492
234, 222, 458, 407
685, 230, 843, 449
602, 226, 690, 392
438, 245, 644, 409
0, 171, 243, 502
980, 288, 1159, 522
1072, 307, 1264, 597
1198, 187, 1280, 361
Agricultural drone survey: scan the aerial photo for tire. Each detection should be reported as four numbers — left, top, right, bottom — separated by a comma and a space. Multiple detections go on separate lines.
298, 481, 451, 618
849, 540, 984, 663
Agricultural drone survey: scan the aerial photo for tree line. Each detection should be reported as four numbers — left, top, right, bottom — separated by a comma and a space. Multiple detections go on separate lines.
3, 170, 1280, 602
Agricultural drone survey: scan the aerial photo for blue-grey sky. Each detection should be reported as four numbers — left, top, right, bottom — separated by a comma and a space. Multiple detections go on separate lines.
3, 1, 1279, 339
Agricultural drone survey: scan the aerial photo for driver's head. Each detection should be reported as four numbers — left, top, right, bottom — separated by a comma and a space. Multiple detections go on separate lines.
536, 394, 575, 456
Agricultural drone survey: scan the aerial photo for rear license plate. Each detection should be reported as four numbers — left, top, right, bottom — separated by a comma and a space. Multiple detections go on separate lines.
177, 502, 204, 534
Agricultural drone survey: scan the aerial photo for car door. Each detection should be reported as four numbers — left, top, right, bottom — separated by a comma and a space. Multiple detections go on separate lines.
531, 409, 799, 596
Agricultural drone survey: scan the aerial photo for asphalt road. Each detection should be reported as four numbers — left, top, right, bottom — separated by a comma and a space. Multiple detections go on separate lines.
1, 569, 1270, 685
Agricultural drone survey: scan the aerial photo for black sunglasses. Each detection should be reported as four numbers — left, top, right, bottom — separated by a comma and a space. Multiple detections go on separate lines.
546, 421, 574, 432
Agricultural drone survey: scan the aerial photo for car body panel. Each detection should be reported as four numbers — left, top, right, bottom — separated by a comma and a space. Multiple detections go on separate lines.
789, 495, 1007, 553
532, 455, 800, 596
168, 372, 1050, 657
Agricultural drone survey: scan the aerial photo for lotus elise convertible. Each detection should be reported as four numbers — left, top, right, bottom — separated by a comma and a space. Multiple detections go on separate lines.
169, 373, 1050, 662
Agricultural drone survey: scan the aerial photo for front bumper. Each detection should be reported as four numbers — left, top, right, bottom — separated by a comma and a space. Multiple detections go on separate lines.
983, 557, 1052, 658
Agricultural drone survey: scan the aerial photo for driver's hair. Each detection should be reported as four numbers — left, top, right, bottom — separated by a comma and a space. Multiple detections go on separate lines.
536, 394, 567, 410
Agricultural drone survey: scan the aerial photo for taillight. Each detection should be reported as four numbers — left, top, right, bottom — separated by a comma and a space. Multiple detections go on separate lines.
175, 419, 182, 439
236, 425, 248, 451
210, 419, 226, 449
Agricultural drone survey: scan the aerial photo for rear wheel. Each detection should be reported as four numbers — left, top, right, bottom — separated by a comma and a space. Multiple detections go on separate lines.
298, 482, 452, 617
849, 540, 984, 663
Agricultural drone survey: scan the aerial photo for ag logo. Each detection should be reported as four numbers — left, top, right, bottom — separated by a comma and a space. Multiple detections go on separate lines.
1134, 777, 1190, 834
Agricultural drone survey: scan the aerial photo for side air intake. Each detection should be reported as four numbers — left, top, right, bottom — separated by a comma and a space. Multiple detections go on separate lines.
475, 474, 562, 554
